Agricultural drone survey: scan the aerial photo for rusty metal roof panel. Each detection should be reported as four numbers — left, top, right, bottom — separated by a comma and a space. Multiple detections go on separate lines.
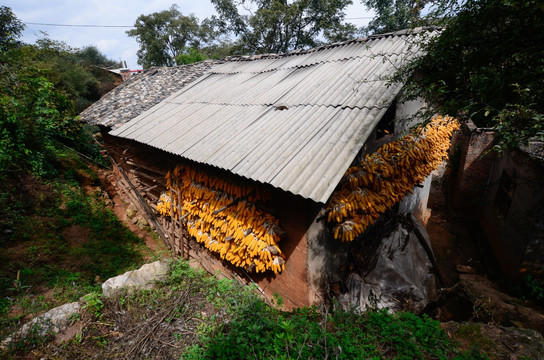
111, 28, 438, 203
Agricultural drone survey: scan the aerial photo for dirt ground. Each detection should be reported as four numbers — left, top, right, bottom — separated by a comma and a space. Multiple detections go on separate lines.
94, 167, 164, 257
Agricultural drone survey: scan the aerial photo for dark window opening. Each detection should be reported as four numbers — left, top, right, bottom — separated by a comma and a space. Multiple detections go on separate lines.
376, 100, 396, 139
494, 170, 515, 219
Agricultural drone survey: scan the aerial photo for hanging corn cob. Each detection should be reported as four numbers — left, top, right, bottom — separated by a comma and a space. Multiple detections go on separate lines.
326, 115, 460, 241
157, 164, 285, 274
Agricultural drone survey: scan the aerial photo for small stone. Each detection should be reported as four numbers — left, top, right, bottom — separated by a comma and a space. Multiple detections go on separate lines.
126, 205, 138, 219
456, 264, 476, 274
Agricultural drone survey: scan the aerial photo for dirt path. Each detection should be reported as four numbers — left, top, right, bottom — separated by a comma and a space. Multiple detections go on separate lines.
94, 167, 166, 259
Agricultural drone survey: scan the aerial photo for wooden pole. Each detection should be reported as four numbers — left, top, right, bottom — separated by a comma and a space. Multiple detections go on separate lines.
169, 176, 176, 253
177, 189, 185, 259
110, 158, 169, 242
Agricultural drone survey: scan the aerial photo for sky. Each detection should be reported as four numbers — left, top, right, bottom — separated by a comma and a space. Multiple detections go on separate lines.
4, 0, 375, 70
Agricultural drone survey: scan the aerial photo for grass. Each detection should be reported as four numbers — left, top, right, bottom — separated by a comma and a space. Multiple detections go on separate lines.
30, 260, 486, 360
0, 146, 492, 359
0, 147, 151, 345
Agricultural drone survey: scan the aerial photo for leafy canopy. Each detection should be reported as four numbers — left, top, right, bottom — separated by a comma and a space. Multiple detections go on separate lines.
361, 0, 465, 35
211, 0, 359, 54
395, 0, 544, 151
362, 0, 421, 34
0, 8, 118, 178
126, 5, 213, 68
0, 6, 24, 53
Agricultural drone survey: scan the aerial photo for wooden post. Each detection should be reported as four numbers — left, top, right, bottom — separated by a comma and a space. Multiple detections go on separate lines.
111, 159, 168, 242
169, 175, 176, 253
177, 190, 185, 259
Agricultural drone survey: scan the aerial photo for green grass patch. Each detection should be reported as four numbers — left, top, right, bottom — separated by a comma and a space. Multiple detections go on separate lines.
21, 259, 487, 359
0, 147, 149, 341
175, 260, 488, 360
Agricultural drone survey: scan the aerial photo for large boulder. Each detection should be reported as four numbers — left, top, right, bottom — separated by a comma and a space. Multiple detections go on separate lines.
1, 302, 81, 350
102, 259, 170, 297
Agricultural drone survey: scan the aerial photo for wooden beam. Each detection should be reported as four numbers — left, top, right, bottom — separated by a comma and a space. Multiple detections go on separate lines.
126, 160, 167, 176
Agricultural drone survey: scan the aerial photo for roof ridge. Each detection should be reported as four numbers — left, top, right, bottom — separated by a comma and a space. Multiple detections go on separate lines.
222, 26, 440, 62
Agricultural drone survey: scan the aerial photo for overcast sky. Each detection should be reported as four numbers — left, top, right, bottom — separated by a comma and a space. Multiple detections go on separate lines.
4, 0, 374, 70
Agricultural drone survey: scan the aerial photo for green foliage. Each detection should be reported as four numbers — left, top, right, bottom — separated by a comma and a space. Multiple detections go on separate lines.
176, 266, 481, 360
0, 9, 117, 232
0, 71, 74, 177
7, 320, 55, 354
0, 6, 24, 53
361, 0, 468, 35
176, 48, 208, 65
127, 5, 211, 68
23, 37, 119, 112
83, 292, 104, 319
511, 275, 544, 308
362, 0, 422, 34
397, 0, 544, 151
211, 0, 360, 54
0, 153, 147, 342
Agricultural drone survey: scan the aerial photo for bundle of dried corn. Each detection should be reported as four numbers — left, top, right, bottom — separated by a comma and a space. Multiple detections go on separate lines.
157, 164, 285, 273
326, 115, 460, 241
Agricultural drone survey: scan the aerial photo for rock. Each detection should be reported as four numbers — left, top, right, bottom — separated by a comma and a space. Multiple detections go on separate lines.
442, 321, 544, 359
126, 205, 138, 220
1, 302, 81, 350
456, 264, 476, 274
460, 274, 544, 335
102, 260, 170, 297
136, 216, 149, 229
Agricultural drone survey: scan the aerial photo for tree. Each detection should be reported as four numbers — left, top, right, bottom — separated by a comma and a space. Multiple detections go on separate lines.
396, 0, 544, 151
361, 0, 420, 34
360, 0, 464, 34
127, 5, 209, 68
0, 6, 24, 53
15, 36, 119, 112
76, 45, 118, 68
210, 0, 359, 54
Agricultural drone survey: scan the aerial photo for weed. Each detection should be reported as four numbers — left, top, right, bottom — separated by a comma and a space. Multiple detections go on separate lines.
6, 270, 31, 293
510, 274, 544, 308
82, 292, 104, 319
272, 291, 284, 307
67, 312, 81, 325
7, 319, 55, 354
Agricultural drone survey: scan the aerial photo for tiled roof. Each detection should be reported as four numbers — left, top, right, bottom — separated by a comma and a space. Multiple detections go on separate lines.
79, 60, 224, 129
107, 27, 438, 203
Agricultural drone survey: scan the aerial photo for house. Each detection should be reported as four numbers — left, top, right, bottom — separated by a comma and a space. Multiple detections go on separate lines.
102, 61, 144, 83
450, 120, 544, 276
80, 27, 447, 308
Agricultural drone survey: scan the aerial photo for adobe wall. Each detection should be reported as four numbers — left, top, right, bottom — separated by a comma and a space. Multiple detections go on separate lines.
251, 191, 319, 308
479, 150, 544, 276
450, 120, 496, 216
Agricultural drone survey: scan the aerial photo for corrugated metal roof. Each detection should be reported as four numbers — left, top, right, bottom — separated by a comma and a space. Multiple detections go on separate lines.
111, 27, 439, 203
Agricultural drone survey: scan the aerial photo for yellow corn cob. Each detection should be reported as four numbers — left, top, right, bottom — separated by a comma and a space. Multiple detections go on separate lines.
326, 116, 460, 241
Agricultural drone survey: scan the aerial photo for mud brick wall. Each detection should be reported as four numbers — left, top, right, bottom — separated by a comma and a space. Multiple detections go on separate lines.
451, 120, 496, 216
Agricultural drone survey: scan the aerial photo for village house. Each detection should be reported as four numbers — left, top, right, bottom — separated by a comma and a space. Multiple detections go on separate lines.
449, 120, 544, 277
80, 27, 446, 308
